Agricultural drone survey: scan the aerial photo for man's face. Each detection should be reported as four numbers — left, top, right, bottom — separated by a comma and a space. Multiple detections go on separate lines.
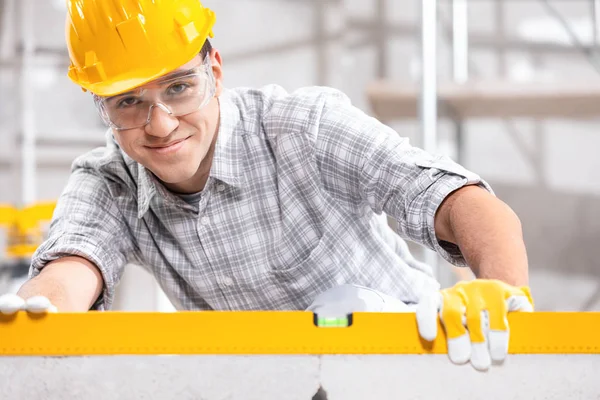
99, 50, 224, 193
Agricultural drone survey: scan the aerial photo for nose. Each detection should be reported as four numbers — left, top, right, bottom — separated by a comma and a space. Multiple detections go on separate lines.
144, 103, 179, 137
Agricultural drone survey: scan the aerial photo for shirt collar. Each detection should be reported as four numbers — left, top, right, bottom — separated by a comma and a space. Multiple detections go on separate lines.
136, 162, 157, 218
134, 90, 244, 219
101, 129, 157, 219
209, 90, 244, 187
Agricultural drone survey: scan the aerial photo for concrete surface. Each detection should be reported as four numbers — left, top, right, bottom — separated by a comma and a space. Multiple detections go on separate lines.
1, 354, 599, 399
0, 355, 321, 400
321, 354, 600, 400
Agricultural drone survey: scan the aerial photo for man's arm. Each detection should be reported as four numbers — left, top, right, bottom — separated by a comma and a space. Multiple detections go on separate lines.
434, 184, 528, 286
22, 162, 139, 311
17, 256, 104, 312
304, 87, 526, 280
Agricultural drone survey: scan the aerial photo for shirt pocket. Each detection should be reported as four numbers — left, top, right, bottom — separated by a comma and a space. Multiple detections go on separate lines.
269, 230, 326, 275
268, 230, 337, 282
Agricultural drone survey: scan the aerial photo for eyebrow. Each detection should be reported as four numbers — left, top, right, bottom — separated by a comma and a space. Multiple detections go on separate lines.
155, 67, 199, 84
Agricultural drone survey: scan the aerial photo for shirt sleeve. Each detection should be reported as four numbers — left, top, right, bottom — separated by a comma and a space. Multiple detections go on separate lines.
29, 167, 138, 310
309, 88, 494, 267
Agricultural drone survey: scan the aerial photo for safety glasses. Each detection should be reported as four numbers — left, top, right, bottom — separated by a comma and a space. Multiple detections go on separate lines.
94, 54, 216, 130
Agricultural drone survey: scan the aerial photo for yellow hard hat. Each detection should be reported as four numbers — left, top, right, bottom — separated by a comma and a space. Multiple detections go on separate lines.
65, 0, 216, 97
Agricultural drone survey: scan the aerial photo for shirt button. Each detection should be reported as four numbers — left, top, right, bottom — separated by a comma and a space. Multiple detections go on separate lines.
219, 276, 234, 287
216, 184, 225, 193
200, 217, 210, 225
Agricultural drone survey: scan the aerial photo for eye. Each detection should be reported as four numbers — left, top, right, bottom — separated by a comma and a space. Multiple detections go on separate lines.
117, 97, 140, 108
167, 83, 190, 95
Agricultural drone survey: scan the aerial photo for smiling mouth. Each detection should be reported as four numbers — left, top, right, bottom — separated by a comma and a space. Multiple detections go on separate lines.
145, 136, 190, 154
146, 138, 185, 148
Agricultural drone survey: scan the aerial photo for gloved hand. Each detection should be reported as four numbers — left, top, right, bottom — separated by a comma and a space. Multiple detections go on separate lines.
0, 294, 58, 314
416, 279, 533, 371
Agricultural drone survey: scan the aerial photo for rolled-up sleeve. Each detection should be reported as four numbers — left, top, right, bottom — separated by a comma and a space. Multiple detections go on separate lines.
312, 89, 493, 267
30, 167, 137, 310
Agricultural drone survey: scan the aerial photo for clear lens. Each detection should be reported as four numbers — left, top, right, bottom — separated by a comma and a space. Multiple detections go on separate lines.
95, 56, 215, 130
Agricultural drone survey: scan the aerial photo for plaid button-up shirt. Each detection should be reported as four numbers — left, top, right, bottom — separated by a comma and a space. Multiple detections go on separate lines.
31, 85, 490, 311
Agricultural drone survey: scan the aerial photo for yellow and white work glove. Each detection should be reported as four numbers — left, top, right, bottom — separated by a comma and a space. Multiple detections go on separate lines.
0, 294, 57, 314
416, 279, 533, 371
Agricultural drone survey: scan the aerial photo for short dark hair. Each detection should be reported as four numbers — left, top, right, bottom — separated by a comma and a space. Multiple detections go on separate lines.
200, 39, 213, 60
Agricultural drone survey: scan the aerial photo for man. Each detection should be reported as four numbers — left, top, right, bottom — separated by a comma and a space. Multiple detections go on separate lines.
0, 0, 532, 371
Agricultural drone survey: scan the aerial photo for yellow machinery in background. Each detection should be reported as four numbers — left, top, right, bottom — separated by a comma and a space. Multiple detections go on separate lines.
10, 201, 57, 259
0, 204, 18, 294
0, 204, 16, 263
0, 201, 56, 294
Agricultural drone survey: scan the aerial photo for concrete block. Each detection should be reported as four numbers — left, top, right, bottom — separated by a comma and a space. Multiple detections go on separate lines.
320, 354, 600, 400
0, 355, 321, 400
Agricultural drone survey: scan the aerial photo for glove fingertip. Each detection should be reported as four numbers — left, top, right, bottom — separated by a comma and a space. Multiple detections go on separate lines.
0, 294, 26, 314
416, 293, 441, 341
489, 330, 509, 362
415, 309, 437, 341
471, 342, 491, 371
447, 335, 471, 365
25, 296, 53, 313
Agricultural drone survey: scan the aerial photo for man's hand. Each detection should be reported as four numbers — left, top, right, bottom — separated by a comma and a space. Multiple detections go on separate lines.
0, 294, 58, 314
416, 279, 533, 371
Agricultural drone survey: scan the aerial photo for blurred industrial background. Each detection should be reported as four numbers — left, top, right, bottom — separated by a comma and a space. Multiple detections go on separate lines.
0, 0, 598, 312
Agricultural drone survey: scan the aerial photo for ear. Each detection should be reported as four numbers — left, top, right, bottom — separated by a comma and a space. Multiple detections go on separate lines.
210, 48, 224, 97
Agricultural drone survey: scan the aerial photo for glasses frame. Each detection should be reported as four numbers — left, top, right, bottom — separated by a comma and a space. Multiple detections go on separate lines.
94, 54, 216, 131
